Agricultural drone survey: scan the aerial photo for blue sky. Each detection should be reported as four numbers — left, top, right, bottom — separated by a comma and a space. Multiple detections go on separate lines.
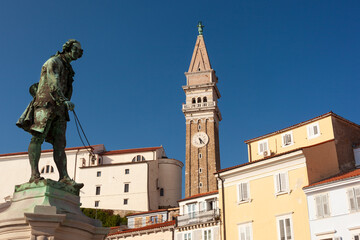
0, 1, 359, 182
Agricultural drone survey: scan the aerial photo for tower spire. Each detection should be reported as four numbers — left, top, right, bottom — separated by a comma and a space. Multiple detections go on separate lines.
182, 23, 222, 198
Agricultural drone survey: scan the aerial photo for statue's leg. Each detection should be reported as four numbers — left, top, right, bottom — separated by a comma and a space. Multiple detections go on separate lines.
52, 119, 70, 181
28, 135, 44, 182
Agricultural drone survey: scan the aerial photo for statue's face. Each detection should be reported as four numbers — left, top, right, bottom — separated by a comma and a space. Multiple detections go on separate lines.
70, 42, 83, 60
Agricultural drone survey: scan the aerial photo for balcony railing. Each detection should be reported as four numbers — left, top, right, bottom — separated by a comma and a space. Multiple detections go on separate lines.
177, 209, 220, 227
182, 101, 216, 110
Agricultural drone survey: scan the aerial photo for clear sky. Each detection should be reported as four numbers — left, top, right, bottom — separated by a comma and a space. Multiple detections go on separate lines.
0, 1, 359, 186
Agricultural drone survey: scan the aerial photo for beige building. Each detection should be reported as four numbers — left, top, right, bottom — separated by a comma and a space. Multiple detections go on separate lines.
183, 24, 222, 198
216, 112, 360, 240
0, 144, 183, 213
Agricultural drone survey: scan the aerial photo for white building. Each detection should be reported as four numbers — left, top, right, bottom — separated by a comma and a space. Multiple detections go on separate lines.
304, 168, 360, 240
175, 190, 220, 240
0, 144, 183, 214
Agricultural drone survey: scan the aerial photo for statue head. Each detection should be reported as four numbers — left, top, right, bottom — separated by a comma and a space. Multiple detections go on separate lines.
62, 39, 83, 61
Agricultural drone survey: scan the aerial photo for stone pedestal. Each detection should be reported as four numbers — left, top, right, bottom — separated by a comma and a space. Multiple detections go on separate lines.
0, 179, 108, 240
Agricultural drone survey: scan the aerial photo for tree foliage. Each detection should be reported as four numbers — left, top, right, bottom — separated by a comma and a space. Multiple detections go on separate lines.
81, 208, 127, 227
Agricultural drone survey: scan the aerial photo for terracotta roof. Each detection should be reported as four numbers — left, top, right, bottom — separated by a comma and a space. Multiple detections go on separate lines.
127, 209, 168, 217
244, 112, 360, 143
0, 145, 101, 158
304, 168, 360, 188
178, 190, 218, 202
107, 220, 176, 237
101, 146, 162, 156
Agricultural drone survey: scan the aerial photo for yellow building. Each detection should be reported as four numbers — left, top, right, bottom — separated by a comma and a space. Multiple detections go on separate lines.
216, 112, 360, 240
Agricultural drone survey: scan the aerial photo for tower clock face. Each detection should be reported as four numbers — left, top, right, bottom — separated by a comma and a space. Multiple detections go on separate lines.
192, 132, 209, 148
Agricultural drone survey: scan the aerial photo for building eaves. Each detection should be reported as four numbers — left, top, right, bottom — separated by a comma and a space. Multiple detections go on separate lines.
107, 220, 176, 237
101, 146, 162, 156
216, 147, 305, 174
178, 190, 218, 202
0, 144, 102, 158
244, 111, 360, 144
304, 168, 360, 189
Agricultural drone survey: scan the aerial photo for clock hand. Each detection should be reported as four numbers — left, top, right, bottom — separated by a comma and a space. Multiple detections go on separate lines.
199, 138, 204, 144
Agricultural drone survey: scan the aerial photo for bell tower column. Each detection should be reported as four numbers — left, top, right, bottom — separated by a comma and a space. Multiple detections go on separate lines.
183, 22, 222, 198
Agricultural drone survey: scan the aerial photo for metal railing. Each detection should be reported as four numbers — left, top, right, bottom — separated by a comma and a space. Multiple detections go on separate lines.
177, 209, 220, 227
182, 101, 216, 110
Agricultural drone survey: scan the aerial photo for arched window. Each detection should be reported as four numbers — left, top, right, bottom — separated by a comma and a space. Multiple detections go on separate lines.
160, 188, 164, 196
132, 155, 145, 162
197, 97, 202, 103
192, 98, 196, 104
203, 97, 207, 103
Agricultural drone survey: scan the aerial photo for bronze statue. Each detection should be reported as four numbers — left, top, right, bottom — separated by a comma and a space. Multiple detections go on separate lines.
17, 39, 84, 189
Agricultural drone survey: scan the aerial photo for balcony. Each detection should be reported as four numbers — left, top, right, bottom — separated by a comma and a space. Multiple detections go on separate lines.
182, 101, 217, 110
177, 209, 220, 227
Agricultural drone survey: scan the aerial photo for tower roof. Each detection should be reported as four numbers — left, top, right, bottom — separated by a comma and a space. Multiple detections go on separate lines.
187, 32, 212, 73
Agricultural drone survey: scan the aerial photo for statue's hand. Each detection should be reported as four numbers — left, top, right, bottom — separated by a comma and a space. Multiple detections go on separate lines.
64, 101, 75, 111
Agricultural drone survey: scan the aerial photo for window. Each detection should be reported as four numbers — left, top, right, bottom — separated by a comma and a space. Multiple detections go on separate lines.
160, 188, 164, 196
274, 172, 289, 194
96, 186, 101, 195
307, 122, 320, 139
192, 98, 196, 104
258, 140, 269, 155
125, 169, 129, 174
203, 97, 207, 103
282, 131, 293, 147
199, 182, 203, 188
199, 153, 202, 159
347, 186, 360, 211
238, 222, 252, 240
184, 233, 192, 240
98, 157, 102, 165
82, 158, 86, 167
354, 234, 360, 240
187, 203, 196, 218
315, 194, 330, 218
150, 216, 158, 223
123, 199, 128, 205
203, 229, 212, 240
197, 97, 202, 103
237, 182, 250, 202
41, 165, 54, 174
198, 124, 201, 130
276, 215, 293, 240
94, 201, 99, 207
199, 168, 203, 173
124, 183, 129, 193
97, 171, 101, 177
132, 155, 145, 162
206, 200, 214, 211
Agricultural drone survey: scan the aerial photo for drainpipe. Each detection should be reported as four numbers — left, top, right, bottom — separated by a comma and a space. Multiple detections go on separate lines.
146, 162, 150, 210
73, 149, 80, 181
217, 175, 226, 240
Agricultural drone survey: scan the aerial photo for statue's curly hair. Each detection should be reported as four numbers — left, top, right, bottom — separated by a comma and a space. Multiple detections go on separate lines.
62, 39, 81, 53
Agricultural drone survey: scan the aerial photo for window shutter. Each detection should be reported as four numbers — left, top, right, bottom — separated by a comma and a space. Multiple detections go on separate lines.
313, 125, 318, 135
276, 174, 281, 193
245, 225, 250, 240
285, 218, 292, 238
315, 195, 323, 217
279, 219, 285, 240
280, 173, 287, 192
322, 194, 330, 216
355, 187, 360, 210
238, 184, 242, 201
242, 183, 249, 201
348, 188, 356, 211
259, 143, 264, 153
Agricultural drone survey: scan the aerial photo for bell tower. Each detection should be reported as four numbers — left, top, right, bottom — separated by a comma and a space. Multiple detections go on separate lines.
183, 22, 221, 198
